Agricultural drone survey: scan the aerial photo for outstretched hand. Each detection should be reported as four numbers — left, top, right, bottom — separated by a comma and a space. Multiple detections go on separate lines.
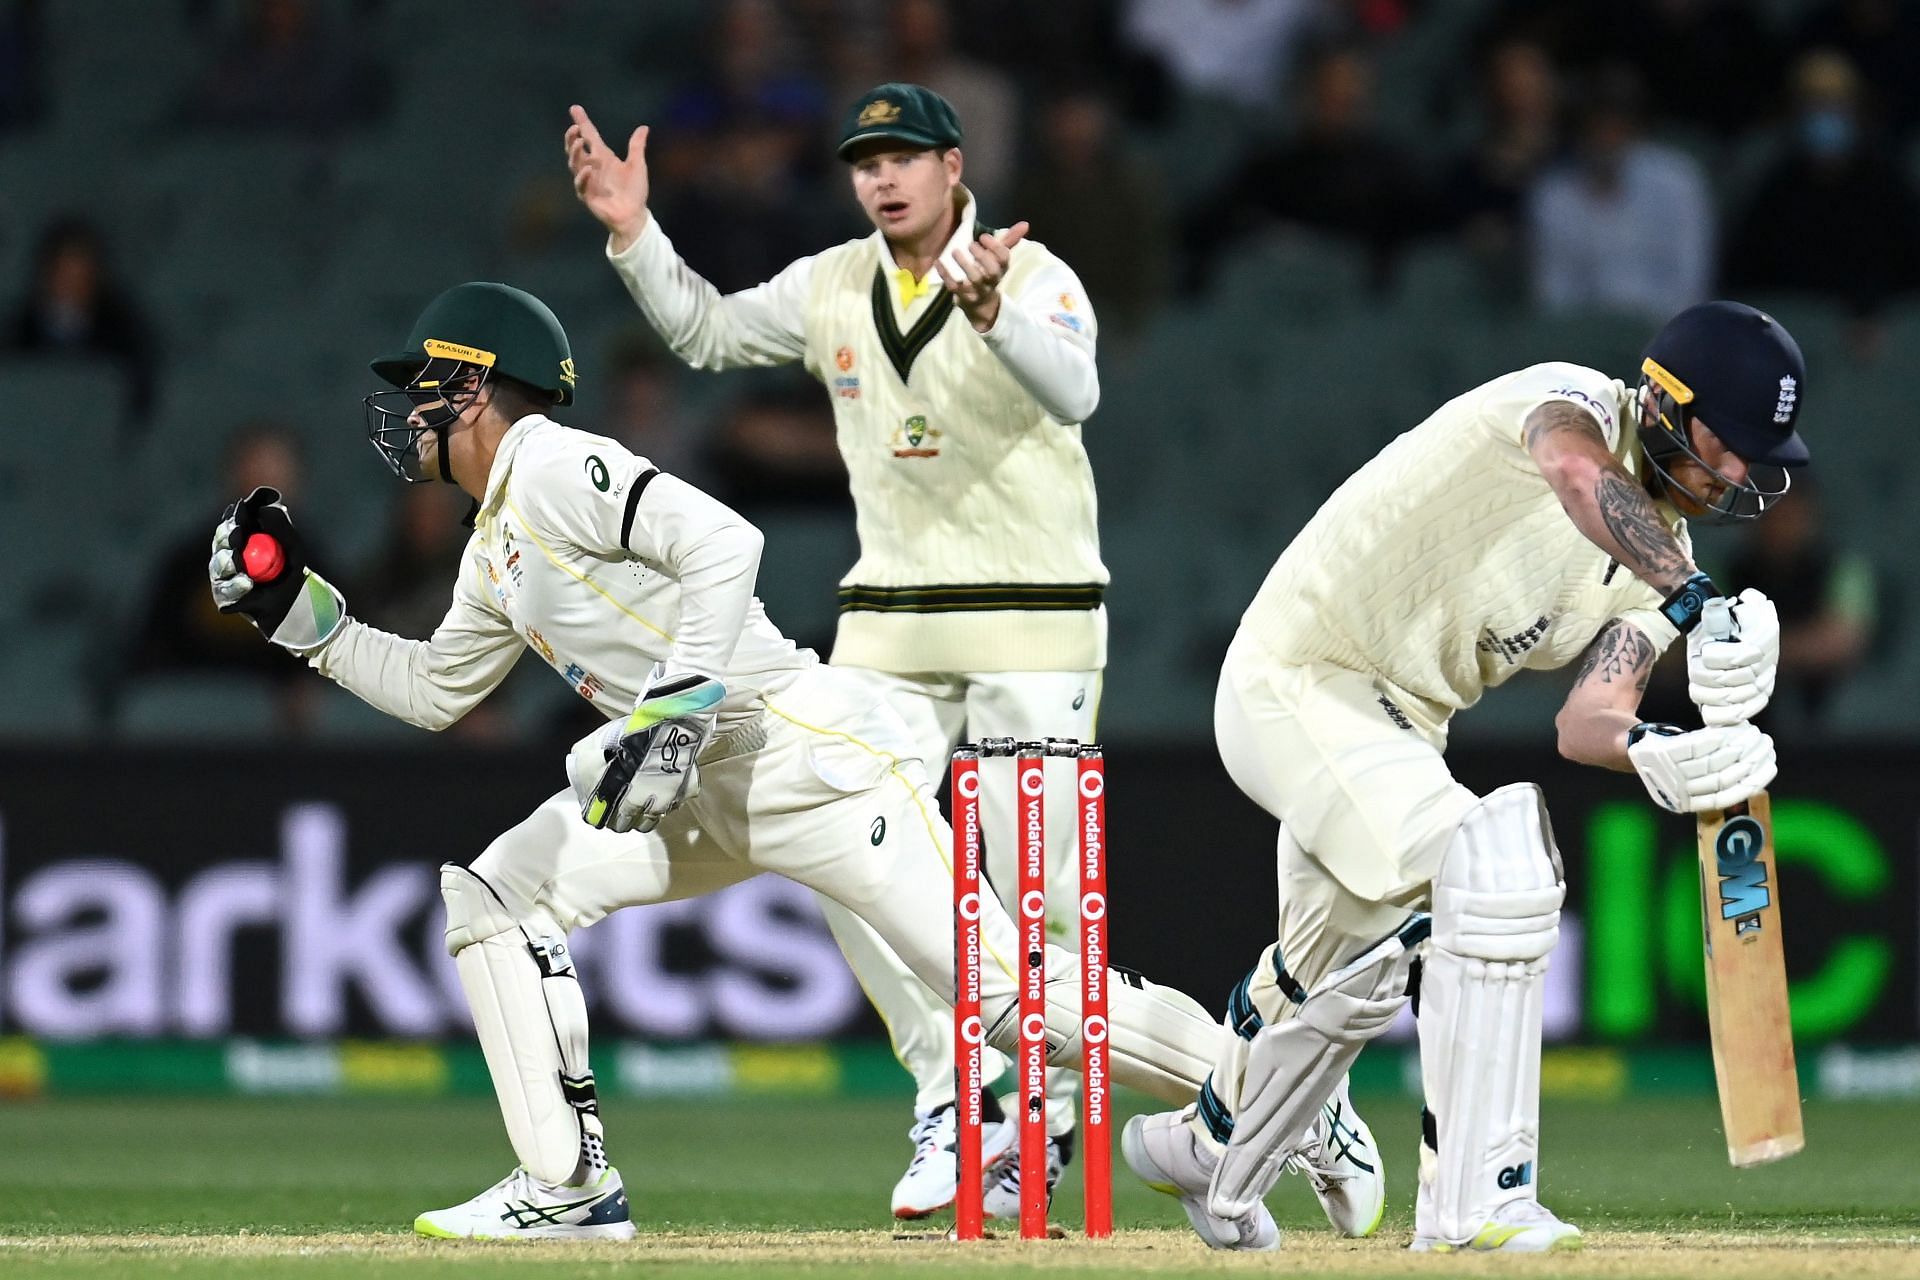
564, 104, 652, 253
934, 221, 1029, 331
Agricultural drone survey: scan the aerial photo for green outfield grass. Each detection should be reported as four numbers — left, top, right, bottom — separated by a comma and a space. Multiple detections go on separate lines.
1, 1092, 1915, 1278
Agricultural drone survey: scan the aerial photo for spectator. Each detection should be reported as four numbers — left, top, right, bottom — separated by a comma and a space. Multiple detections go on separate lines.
654, 0, 839, 290
706, 374, 849, 517
1009, 85, 1170, 338
129, 422, 324, 722
1187, 41, 1428, 293
7, 216, 158, 425
599, 331, 713, 490
1723, 51, 1920, 345
1797, 0, 1920, 140
180, 0, 384, 132
0, 0, 44, 133
1471, 1, 1783, 140
1525, 66, 1712, 320
1728, 478, 1878, 725
881, 0, 1020, 208
1121, 0, 1327, 113
1440, 37, 1562, 261
353, 484, 474, 642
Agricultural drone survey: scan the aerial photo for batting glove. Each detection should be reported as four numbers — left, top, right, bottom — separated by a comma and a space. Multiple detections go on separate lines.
208, 486, 345, 653
1686, 590, 1779, 726
567, 665, 725, 833
1627, 721, 1777, 814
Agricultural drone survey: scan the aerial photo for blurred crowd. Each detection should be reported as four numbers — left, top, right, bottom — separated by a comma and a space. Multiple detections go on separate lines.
1, 0, 1903, 739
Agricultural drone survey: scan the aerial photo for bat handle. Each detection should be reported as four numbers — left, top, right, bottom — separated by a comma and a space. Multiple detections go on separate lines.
1701, 596, 1737, 642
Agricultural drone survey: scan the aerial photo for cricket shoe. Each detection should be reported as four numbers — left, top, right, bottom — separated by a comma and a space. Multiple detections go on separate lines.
1122, 1107, 1280, 1251
413, 1165, 635, 1240
982, 1130, 1072, 1220
891, 1097, 1017, 1219
1289, 1077, 1386, 1237
1410, 1192, 1584, 1253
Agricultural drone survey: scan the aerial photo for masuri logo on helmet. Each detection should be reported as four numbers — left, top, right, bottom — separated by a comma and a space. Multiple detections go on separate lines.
364, 282, 575, 484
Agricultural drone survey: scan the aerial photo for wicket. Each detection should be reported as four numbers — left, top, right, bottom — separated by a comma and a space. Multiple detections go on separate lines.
950, 737, 1111, 1240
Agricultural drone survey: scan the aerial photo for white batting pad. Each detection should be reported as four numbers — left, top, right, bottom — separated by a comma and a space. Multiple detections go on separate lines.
1418, 784, 1565, 1245
1208, 916, 1427, 1219
443, 864, 601, 1187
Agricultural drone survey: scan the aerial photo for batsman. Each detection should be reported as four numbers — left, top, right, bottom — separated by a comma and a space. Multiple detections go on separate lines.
204, 281, 1224, 1239
1124, 301, 1808, 1251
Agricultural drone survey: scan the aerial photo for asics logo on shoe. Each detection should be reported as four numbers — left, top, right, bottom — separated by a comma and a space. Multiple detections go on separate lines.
501, 1195, 604, 1228
1497, 1161, 1533, 1191
1321, 1100, 1376, 1175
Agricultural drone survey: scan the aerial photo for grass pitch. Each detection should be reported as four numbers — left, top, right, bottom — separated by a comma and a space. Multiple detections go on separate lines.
1, 1092, 1915, 1278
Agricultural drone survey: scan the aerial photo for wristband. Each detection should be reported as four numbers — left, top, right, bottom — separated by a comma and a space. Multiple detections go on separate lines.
1658, 572, 1720, 634
1627, 721, 1684, 747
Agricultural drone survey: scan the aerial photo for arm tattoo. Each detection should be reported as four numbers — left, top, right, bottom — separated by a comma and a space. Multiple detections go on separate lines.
1595, 468, 1690, 588
1523, 401, 1607, 454
1572, 619, 1656, 692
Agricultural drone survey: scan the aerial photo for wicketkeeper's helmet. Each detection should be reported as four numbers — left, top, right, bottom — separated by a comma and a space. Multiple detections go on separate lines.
363, 282, 577, 483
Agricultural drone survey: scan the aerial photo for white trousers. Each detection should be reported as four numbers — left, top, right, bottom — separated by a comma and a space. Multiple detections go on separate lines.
1211, 630, 1476, 1037
813, 667, 1100, 1132
464, 665, 1213, 1143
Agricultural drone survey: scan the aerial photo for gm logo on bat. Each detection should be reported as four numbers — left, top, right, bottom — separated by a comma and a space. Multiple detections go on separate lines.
1713, 814, 1772, 930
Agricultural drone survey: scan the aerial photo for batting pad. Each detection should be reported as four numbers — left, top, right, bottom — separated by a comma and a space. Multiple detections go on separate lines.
443, 864, 600, 1187
1208, 916, 1427, 1219
1418, 784, 1565, 1245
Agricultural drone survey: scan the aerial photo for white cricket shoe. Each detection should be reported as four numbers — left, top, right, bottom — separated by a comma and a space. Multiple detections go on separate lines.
982, 1131, 1070, 1220
1411, 1191, 1583, 1253
413, 1165, 635, 1240
1123, 1107, 1280, 1251
1290, 1077, 1386, 1237
891, 1102, 1017, 1219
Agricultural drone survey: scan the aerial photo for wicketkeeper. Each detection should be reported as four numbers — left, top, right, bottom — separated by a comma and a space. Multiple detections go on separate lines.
206, 281, 1222, 1240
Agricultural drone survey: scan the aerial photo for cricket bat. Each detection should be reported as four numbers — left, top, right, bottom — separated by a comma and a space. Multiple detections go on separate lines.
1697, 790, 1804, 1166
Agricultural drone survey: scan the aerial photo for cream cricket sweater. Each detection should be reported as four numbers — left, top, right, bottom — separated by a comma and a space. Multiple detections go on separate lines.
1242, 363, 1688, 736
609, 193, 1108, 674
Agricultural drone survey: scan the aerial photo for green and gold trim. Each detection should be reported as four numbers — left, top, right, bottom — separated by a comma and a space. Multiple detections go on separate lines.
837, 582, 1105, 614
870, 266, 955, 384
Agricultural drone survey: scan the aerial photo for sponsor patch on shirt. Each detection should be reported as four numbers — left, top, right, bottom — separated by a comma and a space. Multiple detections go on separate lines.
1547, 387, 1615, 435
1049, 312, 1085, 334
833, 375, 861, 400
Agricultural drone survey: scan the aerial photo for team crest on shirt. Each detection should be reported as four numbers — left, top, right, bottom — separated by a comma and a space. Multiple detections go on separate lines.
891, 414, 942, 458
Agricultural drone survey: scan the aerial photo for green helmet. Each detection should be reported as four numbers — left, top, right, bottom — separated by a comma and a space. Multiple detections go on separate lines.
364, 282, 576, 484
370, 281, 576, 405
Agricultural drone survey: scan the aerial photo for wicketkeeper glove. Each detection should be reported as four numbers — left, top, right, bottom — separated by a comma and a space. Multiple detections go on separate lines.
1686, 590, 1780, 726
1627, 720, 1777, 814
566, 664, 725, 833
208, 486, 346, 653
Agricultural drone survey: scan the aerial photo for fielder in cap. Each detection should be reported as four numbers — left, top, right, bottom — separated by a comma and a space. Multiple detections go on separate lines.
205, 281, 1225, 1240
565, 83, 1124, 1221
1123, 301, 1808, 1252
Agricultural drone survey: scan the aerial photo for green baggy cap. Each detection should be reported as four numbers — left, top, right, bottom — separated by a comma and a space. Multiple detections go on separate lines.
836, 82, 963, 160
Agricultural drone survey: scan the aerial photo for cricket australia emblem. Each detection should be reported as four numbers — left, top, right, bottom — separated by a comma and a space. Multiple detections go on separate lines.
891, 413, 942, 458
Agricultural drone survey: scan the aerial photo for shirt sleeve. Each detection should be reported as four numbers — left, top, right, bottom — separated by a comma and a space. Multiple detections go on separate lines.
607, 216, 812, 371
1484, 362, 1625, 454
973, 247, 1100, 424
306, 542, 524, 730
516, 434, 764, 682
